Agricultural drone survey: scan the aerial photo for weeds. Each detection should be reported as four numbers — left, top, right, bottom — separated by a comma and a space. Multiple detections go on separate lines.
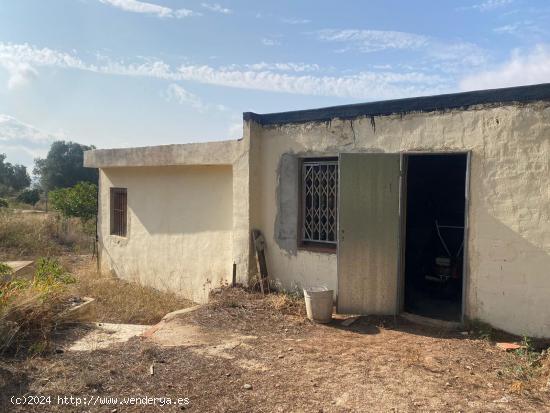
466, 318, 494, 341
265, 292, 306, 317
0, 257, 77, 356
34, 257, 75, 286
269, 279, 304, 299
499, 335, 550, 394
0, 211, 61, 259
0, 262, 11, 278
211, 284, 307, 319
71, 259, 193, 324
0, 210, 93, 260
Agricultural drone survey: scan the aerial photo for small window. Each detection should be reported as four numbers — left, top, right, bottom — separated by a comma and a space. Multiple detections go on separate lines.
300, 158, 338, 249
110, 188, 127, 237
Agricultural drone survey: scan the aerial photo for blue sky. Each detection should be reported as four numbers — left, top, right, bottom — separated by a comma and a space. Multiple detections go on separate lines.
1, 0, 550, 170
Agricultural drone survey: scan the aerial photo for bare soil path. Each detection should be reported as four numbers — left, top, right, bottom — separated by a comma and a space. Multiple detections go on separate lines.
2, 288, 549, 412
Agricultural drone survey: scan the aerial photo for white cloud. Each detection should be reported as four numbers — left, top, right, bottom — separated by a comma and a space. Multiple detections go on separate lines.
0, 41, 449, 100
163, 83, 205, 111
459, 45, 550, 90
0, 114, 55, 168
98, 0, 198, 18
173, 65, 447, 99
0, 42, 88, 89
222, 62, 320, 73
494, 23, 520, 35
0, 42, 88, 70
314, 29, 488, 72
2, 61, 38, 90
201, 3, 232, 14
471, 0, 513, 11
173, 9, 197, 18
282, 17, 311, 24
427, 42, 488, 71
261, 38, 281, 47
493, 21, 547, 38
315, 29, 429, 53
164, 83, 231, 113
458, 0, 513, 12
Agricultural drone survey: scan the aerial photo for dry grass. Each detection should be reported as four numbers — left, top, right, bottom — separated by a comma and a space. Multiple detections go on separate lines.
208, 285, 307, 318
0, 290, 69, 356
0, 258, 76, 356
2, 289, 550, 412
0, 254, 194, 357
0, 210, 95, 357
539, 351, 550, 390
69, 257, 193, 325
264, 291, 307, 317
0, 210, 61, 259
504, 345, 550, 394
0, 210, 94, 260
0, 211, 192, 361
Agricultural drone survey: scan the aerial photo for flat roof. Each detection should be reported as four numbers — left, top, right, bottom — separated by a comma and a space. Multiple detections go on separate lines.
243, 83, 550, 125
84, 140, 239, 168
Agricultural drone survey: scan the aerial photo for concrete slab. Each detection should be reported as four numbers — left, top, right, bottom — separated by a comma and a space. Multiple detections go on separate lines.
2, 261, 34, 282
84, 140, 240, 168
401, 312, 462, 330
57, 297, 96, 322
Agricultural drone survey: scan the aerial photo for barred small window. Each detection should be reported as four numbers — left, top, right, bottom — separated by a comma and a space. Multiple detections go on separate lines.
110, 188, 127, 237
301, 159, 338, 246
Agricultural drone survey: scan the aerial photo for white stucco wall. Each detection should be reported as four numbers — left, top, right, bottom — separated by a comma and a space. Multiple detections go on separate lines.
98, 165, 233, 303
249, 102, 550, 337
88, 99, 550, 337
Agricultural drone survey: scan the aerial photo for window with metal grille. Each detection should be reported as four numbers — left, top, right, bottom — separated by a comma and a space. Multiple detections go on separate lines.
110, 188, 127, 237
301, 158, 338, 247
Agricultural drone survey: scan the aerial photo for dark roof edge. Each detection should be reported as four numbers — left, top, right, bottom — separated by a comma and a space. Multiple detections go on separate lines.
243, 83, 550, 125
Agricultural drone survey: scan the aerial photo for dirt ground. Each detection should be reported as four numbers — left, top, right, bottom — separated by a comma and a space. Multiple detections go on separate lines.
1, 288, 549, 412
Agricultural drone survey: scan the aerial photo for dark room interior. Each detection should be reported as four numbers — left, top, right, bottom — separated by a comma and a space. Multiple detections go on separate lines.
403, 154, 468, 321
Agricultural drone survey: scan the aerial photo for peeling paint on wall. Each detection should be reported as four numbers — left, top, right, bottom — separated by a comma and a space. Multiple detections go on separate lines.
253, 102, 550, 337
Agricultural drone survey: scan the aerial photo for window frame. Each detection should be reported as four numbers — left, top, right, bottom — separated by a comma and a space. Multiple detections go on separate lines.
110, 187, 127, 237
298, 157, 338, 253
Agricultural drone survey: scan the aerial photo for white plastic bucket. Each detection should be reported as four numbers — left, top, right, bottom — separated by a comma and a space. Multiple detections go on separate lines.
303, 288, 333, 323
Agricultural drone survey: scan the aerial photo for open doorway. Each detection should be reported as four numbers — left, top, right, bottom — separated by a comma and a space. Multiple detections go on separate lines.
403, 153, 468, 321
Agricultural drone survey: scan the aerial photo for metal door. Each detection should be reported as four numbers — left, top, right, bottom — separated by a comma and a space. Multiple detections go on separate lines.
337, 153, 401, 314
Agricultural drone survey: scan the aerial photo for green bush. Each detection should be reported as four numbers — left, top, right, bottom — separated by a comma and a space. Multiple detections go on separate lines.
34, 257, 75, 286
16, 188, 41, 206
0, 198, 8, 208
0, 262, 11, 278
0, 258, 73, 307
0, 257, 75, 355
49, 181, 97, 222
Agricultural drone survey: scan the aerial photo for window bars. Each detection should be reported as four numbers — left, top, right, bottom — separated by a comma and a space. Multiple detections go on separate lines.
302, 159, 338, 245
110, 187, 127, 237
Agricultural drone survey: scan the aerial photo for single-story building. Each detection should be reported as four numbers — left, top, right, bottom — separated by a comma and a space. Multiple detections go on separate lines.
84, 83, 550, 338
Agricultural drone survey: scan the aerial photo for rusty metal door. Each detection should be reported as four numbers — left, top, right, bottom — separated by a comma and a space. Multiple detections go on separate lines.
337, 153, 401, 315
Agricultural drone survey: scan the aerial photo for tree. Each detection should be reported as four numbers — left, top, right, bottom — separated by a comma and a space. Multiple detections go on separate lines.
16, 188, 41, 206
34, 141, 98, 191
49, 181, 97, 222
0, 154, 31, 195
